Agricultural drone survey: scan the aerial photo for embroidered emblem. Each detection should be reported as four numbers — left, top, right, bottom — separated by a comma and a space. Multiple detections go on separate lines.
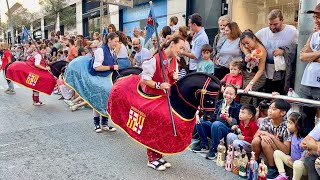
127, 106, 146, 135
26, 73, 39, 86
201, 89, 207, 94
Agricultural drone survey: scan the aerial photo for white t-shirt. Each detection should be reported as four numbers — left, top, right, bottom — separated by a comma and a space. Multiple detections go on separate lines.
34, 53, 42, 66
301, 31, 320, 88
117, 43, 128, 59
134, 48, 152, 67
256, 25, 298, 79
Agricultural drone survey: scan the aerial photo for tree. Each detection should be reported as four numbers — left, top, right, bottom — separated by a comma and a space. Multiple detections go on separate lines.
11, 9, 35, 30
39, 0, 68, 31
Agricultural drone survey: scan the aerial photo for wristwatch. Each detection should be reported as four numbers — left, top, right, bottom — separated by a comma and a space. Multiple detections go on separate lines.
249, 81, 254, 85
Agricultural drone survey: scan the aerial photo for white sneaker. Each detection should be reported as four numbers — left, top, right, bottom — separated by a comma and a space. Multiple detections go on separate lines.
33, 101, 45, 106
95, 125, 102, 133
157, 158, 171, 168
102, 125, 116, 132
147, 160, 166, 171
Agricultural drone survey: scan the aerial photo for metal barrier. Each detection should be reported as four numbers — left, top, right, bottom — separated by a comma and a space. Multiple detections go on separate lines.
237, 89, 320, 107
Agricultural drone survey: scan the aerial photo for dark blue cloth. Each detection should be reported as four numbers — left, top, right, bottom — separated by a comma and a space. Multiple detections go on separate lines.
207, 99, 241, 127
89, 44, 116, 77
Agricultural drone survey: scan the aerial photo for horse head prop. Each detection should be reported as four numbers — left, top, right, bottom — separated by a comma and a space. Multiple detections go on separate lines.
170, 72, 221, 120
107, 72, 221, 154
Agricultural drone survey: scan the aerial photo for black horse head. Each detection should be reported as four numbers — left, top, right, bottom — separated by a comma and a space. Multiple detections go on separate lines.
170, 72, 221, 120
111, 67, 142, 83
50, 60, 68, 78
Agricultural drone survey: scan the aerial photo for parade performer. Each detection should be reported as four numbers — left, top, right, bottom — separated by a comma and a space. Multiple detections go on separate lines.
1, 42, 15, 94
108, 35, 221, 171
64, 32, 119, 133
140, 36, 181, 170
6, 44, 56, 105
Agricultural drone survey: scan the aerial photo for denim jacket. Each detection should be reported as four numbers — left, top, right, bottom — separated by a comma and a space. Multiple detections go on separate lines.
205, 99, 241, 128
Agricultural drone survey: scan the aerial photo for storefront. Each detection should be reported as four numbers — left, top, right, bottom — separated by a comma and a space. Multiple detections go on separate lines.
228, 0, 299, 32
121, 0, 167, 38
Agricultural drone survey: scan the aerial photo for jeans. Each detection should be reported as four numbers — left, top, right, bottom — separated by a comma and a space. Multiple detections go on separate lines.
196, 120, 231, 152
304, 155, 320, 180
226, 133, 252, 152
3, 71, 14, 90
196, 119, 212, 146
300, 85, 320, 132
117, 58, 131, 70
211, 121, 231, 152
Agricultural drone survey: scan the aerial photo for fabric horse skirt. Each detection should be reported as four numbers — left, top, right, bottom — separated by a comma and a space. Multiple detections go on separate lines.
6, 61, 56, 95
108, 75, 196, 155
64, 56, 113, 116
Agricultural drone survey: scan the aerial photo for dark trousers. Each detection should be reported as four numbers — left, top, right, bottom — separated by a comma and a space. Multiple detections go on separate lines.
304, 155, 320, 180
300, 85, 320, 132
214, 66, 229, 80
264, 78, 286, 95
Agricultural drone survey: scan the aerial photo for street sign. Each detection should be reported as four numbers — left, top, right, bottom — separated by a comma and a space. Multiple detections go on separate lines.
105, 0, 133, 8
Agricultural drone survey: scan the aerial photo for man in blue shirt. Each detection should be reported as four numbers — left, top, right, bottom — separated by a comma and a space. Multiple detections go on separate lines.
181, 13, 209, 73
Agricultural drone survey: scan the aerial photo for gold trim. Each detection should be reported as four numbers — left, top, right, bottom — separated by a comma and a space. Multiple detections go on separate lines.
6, 77, 52, 96
109, 114, 191, 156
172, 108, 195, 121
136, 83, 162, 99
64, 78, 110, 118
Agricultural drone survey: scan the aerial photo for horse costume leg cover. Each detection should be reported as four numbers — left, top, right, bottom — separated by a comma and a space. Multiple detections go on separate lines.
6, 61, 56, 95
64, 56, 113, 116
108, 75, 197, 154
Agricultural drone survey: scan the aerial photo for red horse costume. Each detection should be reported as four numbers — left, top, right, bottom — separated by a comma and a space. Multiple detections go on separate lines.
108, 52, 194, 155
6, 52, 56, 95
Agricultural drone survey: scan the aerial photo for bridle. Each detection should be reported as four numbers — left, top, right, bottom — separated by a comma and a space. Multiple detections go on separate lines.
174, 77, 219, 111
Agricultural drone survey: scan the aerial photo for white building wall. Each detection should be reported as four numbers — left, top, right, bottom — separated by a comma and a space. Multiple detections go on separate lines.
76, 1, 83, 35
109, 4, 120, 30
167, 0, 187, 27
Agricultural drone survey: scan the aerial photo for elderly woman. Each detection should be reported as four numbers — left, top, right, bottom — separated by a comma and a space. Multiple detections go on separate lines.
216, 22, 242, 79
213, 15, 231, 79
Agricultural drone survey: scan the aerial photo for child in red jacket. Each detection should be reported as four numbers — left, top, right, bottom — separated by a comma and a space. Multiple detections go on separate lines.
226, 104, 258, 152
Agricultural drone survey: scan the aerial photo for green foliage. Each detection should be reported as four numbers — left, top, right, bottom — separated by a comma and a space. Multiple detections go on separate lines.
39, 0, 68, 27
60, 5, 76, 27
11, 8, 36, 30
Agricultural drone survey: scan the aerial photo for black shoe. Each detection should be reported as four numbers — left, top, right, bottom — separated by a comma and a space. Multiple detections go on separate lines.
192, 144, 209, 153
267, 166, 279, 179
205, 149, 217, 160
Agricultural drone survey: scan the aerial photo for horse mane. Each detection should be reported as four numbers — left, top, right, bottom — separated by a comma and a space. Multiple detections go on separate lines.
177, 72, 221, 87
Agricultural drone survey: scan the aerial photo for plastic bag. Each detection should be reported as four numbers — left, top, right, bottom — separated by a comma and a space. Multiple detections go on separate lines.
274, 56, 286, 71
287, 88, 300, 117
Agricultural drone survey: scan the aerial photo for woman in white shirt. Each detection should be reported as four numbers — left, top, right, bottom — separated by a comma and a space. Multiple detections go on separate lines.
115, 31, 130, 69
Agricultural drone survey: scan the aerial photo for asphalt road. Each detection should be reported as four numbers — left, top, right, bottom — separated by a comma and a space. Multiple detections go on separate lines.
0, 75, 241, 180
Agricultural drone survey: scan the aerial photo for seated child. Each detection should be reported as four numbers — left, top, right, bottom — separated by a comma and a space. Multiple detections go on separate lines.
227, 104, 258, 152
273, 112, 309, 180
255, 100, 270, 126
252, 99, 292, 179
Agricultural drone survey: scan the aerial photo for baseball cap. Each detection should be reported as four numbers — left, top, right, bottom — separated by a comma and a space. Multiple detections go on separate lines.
307, 3, 320, 14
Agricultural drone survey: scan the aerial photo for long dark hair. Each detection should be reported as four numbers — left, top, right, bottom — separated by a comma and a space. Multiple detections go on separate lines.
240, 29, 266, 50
288, 112, 309, 138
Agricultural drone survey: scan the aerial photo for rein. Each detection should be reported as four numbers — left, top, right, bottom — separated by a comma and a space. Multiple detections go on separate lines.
174, 77, 219, 111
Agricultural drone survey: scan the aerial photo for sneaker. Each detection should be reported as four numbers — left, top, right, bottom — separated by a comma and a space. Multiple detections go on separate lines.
33, 101, 45, 106
5, 89, 15, 94
206, 149, 217, 160
101, 124, 116, 132
267, 167, 279, 179
147, 160, 166, 171
64, 99, 74, 106
157, 158, 171, 168
274, 174, 288, 180
192, 144, 209, 153
95, 125, 102, 133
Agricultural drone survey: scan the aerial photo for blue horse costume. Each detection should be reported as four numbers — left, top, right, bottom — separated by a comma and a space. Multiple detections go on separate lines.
64, 45, 115, 116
